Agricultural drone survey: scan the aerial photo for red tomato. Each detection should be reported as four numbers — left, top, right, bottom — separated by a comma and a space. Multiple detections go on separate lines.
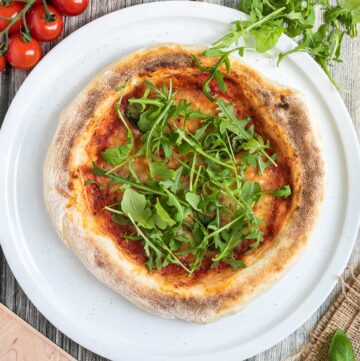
0, 1, 25, 35
0, 56, 6, 72
52, 0, 89, 16
18, 0, 42, 3
27, 4, 64, 42
7, 33, 43, 70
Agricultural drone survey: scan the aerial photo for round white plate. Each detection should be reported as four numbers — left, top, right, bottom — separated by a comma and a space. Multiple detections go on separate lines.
0, 2, 359, 360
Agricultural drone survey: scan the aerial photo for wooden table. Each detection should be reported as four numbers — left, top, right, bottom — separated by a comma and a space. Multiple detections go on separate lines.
0, 1, 359, 360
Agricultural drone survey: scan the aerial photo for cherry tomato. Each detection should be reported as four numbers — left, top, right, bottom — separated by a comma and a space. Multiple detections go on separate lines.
0, 1, 25, 35
27, 4, 63, 42
52, 0, 89, 16
0, 56, 6, 72
19, 0, 43, 3
7, 33, 43, 70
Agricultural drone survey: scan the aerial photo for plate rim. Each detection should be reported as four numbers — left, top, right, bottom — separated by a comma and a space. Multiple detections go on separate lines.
0, 1, 359, 360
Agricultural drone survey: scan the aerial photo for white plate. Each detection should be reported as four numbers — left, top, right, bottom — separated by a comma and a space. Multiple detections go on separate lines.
0, 2, 359, 360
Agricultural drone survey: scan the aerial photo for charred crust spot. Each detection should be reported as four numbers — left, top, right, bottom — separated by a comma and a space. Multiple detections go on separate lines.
277, 95, 290, 110
107, 73, 124, 89
137, 53, 193, 76
81, 89, 103, 120
94, 252, 106, 269
256, 88, 271, 106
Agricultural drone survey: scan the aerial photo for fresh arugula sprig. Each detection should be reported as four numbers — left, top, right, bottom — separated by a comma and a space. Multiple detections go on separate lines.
192, 47, 244, 101
212, 6, 286, 49
199, 0, 359, 92
215, 98, 277, 173
89, 81, 292, 275
277, 0, 360, 91
102, 85, 134, 170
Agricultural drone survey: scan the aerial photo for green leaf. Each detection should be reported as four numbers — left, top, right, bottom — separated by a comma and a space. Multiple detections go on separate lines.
252, 22, 284, 53
224, 257, 246, 270
154, 199, 176, 229
162, 187, 184, 224
159, 166, 184, 193
203, 48, 226, 57
214, 70, 227, 92
241, 180, 262, 204
238, 0, 253, 14
149, 162, 174, 180
191, 54, 207, 72
339, 0, 360, 13
215, 98, 250, 139
121, 188, 154, 229
138, 105, 163, 132
185, 192, 202, 211
102, 144, 132, 166
328, 329, 355, 361
272, 185, 292, 197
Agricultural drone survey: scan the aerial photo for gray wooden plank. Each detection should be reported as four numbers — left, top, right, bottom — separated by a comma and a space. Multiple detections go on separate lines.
0, 1, 359, 360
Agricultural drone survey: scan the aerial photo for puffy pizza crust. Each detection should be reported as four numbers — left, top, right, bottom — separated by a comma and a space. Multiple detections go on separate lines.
43, 44, 325, 323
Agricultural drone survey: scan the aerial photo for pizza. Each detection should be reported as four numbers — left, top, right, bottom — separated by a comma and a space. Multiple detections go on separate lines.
43, 44, 325, 323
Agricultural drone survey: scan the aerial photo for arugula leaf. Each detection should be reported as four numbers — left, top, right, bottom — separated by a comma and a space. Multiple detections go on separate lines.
159, 166, 184, 193
328, 329, 355, 361
215, 98, 277, 173
211, 217, 245, 265
121, 188, 154, 229
102, 145, 132, 166
216, 98, 250, 139
224, 256, 246, 270
102, 85, 134, 167
159, 186, 185, 226
252, 20, 284, 53
154, 199, 176, 229
212, 7, 285, 49
149, 162, 174, 180
241, 180, 262, 205
185, 192, 202, 211
272, 185, 292, 197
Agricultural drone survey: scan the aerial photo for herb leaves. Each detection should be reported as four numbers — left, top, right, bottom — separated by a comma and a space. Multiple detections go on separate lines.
90, 81, 292, 275
196, 0, 360, 92
102, 85, 134, 169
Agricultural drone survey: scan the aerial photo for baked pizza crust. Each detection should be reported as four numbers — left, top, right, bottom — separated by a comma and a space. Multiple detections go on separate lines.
43, 44, 325, 323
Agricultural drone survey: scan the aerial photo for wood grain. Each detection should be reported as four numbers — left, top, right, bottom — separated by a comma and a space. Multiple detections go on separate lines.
0, 1, 359, 360
0, 304, 75, 361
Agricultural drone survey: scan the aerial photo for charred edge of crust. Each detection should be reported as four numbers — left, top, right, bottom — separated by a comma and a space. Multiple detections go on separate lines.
44, 44, 325, 323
